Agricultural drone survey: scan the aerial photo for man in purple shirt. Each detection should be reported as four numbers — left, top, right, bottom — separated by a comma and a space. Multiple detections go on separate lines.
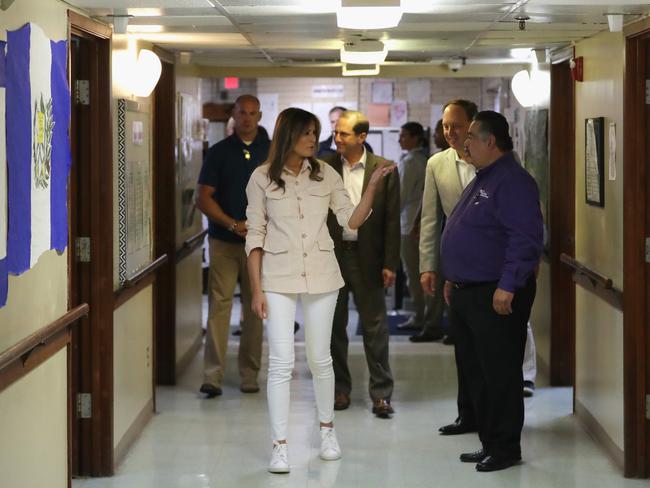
441, 111, 543, 472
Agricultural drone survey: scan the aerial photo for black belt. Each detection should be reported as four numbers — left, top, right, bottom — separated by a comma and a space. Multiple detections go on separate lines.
451, 280, 498, 290
341, 241, 358, 250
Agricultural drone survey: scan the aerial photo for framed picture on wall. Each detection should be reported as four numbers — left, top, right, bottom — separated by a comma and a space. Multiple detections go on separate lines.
585, 117, 605, 206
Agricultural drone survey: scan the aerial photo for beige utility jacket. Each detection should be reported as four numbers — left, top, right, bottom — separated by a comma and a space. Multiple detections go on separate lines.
245, 159, 356, 294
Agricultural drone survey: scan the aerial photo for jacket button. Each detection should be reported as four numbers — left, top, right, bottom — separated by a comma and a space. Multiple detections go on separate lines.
297, 196, 302, 201
303, 253, 307, 257
301, 272, 306, 277
299, 214, 304, 219
302, 233, 307, 238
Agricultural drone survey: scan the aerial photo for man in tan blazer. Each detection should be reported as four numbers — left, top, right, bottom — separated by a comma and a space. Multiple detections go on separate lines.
419, 99, 479, 434
325, 111, 400, 418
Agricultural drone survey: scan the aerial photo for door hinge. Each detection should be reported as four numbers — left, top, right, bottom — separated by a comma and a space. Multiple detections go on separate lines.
77, 393, 92, 419
75, 237, 91, 263
645, 238, 650, 263
75, 79, 90, 106
646, 394, 650, 420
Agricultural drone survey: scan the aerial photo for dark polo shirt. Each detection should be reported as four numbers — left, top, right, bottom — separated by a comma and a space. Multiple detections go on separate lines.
198, 130, 270, 243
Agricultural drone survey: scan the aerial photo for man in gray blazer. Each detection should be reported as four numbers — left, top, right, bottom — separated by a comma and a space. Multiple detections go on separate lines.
325, 111, 401, 418
419, 99, 479, 435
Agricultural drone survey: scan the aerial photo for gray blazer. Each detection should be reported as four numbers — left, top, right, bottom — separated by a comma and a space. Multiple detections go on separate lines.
419, 147, 465, 274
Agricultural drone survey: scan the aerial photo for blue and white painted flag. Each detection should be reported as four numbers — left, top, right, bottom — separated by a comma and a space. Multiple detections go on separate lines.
6, 23, 71, 274
0, 40, 7, 307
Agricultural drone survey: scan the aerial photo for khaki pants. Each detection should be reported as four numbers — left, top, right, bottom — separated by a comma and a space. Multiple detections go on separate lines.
203, 238, 263, 387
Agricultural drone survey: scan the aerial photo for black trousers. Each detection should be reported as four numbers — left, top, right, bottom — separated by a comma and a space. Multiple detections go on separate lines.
449, 278, 536, 458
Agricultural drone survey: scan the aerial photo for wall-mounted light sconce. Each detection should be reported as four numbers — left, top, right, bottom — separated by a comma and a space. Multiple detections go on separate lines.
1, 0, 15, 11
132, 49, 162, 97
512, 68, 550, 107
337, 0, 402, 30
342, 63, 380, 76
340, 40, 387, 64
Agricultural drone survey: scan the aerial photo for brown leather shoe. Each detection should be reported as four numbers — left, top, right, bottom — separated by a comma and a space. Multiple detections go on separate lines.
372, 399, 394, 418
334, 392, 350, 410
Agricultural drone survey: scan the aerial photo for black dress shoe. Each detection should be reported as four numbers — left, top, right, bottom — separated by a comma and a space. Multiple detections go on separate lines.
438, 419, 477, 435
459, 449, 486, 463
442, 334, 455, 345
409, 331, 444, 343
476, 454, 521, 472
199, 383, 222, 398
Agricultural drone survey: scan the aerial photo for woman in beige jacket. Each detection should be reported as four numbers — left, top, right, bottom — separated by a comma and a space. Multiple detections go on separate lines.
246, 108, 393, 473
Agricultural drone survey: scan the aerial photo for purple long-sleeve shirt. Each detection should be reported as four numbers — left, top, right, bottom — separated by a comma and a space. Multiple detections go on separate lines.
440, 152, 543, 292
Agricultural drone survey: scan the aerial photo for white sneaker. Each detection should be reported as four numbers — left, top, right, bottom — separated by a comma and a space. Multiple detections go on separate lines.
319, 427, 342, 461
268, 443, 290, 473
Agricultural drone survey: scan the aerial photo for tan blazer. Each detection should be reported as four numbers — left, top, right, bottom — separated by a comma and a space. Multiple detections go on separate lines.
325, 152, 401, 288
245, 159, 357, 294
419, 147, 465, 274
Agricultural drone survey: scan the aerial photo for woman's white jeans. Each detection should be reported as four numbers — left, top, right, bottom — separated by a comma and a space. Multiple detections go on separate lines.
265, 291, 338, 442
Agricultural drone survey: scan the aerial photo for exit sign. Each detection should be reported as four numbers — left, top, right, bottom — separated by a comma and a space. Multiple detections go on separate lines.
224, 77, 239, 89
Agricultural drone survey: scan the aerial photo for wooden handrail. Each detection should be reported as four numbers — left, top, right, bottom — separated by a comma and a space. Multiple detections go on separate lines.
123, 254, 169, 289
176, 229, 207, 263
560, 253, 613, 289
560, 253, 623, 310
182, 229, 208, 250
0, 303, 89, 372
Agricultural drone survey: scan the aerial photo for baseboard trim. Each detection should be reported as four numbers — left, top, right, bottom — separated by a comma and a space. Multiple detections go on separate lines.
575, 398, 624, 471
114, 398, 154, 469
176, 331, 202, 378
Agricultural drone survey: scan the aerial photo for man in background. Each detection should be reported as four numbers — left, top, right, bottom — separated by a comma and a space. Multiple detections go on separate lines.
396, 122, 443, 341
318, 105, 373, 158
196, 95, 269, 397
325, 110, 400, 418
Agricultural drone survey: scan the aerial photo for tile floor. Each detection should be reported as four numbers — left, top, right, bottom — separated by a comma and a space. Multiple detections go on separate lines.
73, 299, 646, 488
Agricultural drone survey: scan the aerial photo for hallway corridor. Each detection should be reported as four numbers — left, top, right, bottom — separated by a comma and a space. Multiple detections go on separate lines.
72, 334, 647, 488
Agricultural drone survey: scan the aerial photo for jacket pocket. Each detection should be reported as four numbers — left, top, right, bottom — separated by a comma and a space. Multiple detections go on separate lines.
262, 239, 290, 276
307, 185, 331, 216
265, 189, 295, 217
312, 238, 337, 274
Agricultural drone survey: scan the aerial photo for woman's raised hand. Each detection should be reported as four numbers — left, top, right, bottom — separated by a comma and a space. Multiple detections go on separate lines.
369, 160, 397, 187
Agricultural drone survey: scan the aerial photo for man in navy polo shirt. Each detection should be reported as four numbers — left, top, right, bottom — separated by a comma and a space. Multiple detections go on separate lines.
441, 111, 543, 472
196, 95, 270, 397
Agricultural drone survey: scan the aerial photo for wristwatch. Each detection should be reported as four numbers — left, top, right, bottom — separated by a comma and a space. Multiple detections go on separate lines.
228, 221, 238, 232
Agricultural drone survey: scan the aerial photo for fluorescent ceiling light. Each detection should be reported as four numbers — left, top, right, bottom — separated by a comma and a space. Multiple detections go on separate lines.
337, 0, 403, 30
510, 48, 532, 60
340, 40, 387, 64
127, 24, 164, 33
342, 63, 380, 76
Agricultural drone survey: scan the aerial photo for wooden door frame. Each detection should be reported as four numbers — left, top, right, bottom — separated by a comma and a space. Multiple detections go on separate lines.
623, 23, 650, 479
153, 54, 178, 385
68, 11, 115, 477
548, 57, 576, 388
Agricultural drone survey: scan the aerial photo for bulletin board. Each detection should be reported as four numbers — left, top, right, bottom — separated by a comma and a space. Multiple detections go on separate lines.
117, 98, 153, 286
